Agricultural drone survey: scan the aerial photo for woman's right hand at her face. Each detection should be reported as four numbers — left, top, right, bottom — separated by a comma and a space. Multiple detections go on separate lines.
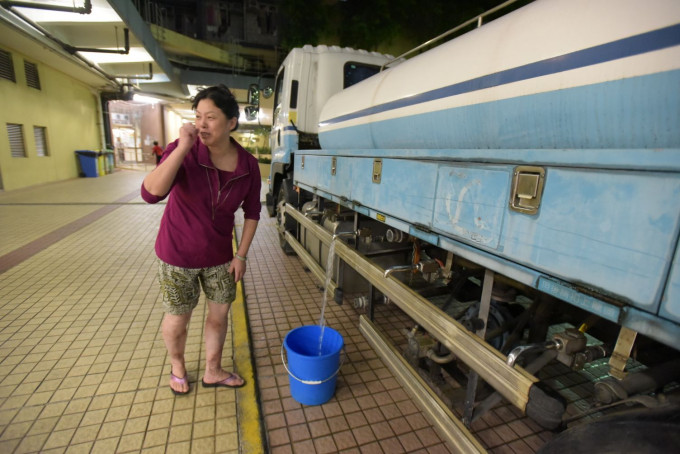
178, 123, 198, 148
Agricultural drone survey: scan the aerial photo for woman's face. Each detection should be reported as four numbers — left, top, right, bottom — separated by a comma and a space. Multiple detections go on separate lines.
194, 98, 237, 147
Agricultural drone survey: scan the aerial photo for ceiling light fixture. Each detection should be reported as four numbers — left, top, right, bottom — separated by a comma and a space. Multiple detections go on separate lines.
132, 93, 161, 104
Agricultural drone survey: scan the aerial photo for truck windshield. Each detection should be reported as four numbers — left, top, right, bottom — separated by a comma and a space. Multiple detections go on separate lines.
344, 62, 381, 88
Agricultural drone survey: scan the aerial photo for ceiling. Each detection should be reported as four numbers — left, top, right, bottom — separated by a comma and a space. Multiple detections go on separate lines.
0, 0, 279, 121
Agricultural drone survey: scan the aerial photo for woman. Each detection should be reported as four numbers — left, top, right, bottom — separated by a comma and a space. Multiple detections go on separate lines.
141, 85, 261, 395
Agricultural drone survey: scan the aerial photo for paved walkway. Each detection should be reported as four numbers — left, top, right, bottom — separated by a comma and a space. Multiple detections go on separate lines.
0, 169, 455, 453
0, 171, 246, 453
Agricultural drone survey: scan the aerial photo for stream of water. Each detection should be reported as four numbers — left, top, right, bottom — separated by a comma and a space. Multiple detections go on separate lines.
317, 239, 337, 355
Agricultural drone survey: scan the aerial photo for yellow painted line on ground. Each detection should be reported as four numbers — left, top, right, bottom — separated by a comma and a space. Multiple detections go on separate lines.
232, 237, 266, 454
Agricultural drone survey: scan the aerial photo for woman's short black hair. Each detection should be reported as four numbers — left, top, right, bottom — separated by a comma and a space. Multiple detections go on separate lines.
192, 84, 240, 131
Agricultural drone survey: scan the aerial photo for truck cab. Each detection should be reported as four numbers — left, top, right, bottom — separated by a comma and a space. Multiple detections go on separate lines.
265, 45, 393, 218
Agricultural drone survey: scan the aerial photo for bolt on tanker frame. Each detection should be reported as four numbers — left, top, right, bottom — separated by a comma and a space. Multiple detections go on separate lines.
257, 0, 680, 451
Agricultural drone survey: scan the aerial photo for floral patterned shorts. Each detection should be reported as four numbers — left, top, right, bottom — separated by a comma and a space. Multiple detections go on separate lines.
158, 260, 236, 315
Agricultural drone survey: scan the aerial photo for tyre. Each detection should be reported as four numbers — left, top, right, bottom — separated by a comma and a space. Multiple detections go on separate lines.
537, 404, 680, 453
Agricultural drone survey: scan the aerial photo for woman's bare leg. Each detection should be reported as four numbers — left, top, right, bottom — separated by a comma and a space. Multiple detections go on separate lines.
162, 312, 192, 393
203, 300, 241, 384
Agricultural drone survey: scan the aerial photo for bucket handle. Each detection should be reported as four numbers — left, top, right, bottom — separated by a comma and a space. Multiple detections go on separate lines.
280, 345, 345, 385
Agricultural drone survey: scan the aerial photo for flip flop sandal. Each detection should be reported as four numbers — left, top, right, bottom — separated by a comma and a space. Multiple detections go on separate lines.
170, 372, 190, 395
201, 372, 246, 389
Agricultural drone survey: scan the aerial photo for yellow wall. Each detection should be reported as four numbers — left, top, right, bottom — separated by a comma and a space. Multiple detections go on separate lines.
0, 46, 102, 191
163, 107, 185, 149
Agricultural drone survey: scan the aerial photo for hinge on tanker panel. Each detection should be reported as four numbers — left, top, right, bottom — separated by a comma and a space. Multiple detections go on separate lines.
510, 166, 546, 215
301, 156, 305, 169
331, 157, 337, 175
372, 159, 382, 183
414, 222, 432, 234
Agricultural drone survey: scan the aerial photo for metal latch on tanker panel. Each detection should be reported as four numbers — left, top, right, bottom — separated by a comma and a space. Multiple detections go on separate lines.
510, 166, 545, 215
372, 159, 382, 184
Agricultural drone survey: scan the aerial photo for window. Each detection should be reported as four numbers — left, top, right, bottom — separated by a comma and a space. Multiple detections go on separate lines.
290, 80, 298, 109
0, 49, 16, 83
344, 62, 381, 89
7, 123, 26, 158
24, 60, 40, 89
34, 126, 48, 157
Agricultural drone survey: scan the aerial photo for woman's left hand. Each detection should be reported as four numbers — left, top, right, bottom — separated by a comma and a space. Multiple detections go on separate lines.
229, 258, 246, 282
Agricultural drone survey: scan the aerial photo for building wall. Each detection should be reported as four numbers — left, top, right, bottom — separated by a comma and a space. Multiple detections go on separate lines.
0, 45, 102, 191
163, 107, 185, 151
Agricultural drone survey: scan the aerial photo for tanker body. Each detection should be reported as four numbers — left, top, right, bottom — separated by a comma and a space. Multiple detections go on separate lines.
263, 0, 680, 451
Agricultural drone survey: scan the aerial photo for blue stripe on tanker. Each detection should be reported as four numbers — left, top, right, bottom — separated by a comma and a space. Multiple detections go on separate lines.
320, 70, 680, 151
319, 23, 680, 129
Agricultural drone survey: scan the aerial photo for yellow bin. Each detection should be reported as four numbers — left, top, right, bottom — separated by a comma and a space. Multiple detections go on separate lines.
97, 153, 105, 176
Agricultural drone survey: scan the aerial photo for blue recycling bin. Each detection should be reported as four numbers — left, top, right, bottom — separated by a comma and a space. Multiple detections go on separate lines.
75, 150, 99, 178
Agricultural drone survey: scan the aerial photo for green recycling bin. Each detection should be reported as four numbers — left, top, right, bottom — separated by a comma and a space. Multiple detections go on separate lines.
104, 150, 114, 174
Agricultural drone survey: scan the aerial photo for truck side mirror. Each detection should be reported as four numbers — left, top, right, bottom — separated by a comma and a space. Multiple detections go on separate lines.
248, 84, 260, 107
262, 86, 273, 99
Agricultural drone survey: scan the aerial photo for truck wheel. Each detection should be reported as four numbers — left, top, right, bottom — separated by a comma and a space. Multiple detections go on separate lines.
277, 180, 297, 255
537, 416, 680, 453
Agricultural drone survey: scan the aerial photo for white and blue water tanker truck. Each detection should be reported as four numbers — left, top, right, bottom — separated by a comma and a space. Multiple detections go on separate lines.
256, 0, 680, 451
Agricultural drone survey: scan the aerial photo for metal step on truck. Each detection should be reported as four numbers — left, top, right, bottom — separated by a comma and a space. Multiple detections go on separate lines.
249, 0, 680, 451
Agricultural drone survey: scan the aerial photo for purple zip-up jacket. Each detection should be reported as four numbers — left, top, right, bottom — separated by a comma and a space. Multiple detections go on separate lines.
141, 137, 261, 268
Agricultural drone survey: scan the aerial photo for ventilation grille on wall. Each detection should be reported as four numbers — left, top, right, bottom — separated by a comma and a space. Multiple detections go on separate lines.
0, 49, 16, 83
34, 126, 48, 157
7, 123, 26, 158
24, 61, 40, 89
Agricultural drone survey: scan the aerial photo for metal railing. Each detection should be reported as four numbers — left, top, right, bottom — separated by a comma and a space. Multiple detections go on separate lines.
381, 0, 529, 70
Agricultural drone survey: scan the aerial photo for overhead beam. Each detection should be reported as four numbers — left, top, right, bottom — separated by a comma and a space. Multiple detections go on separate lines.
178, 69, 273, 92
106, 0, 175, 85
149, 23, 247, 69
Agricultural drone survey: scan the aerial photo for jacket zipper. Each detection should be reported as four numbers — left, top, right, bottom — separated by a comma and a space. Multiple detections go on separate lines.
203, 165, 249, 221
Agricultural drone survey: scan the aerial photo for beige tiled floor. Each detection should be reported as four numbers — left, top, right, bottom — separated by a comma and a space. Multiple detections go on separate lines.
0, 171, 242, 453
0, 169, 455, 453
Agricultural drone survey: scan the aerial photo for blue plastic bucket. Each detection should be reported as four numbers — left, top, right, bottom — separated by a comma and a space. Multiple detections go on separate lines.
283, 325, 344, 405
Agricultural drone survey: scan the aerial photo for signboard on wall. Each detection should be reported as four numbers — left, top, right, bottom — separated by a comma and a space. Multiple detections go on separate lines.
111, 113, 131, 125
